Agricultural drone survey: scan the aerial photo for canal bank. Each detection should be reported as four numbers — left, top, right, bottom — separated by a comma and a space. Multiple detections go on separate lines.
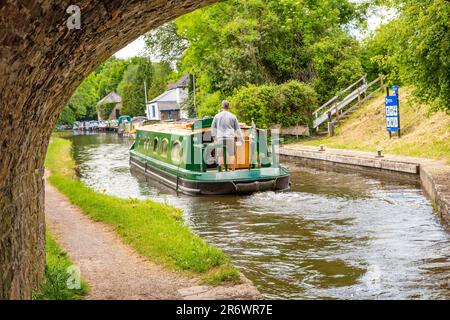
45, 137, 260, 299
279, 145, 450, 227
70, 132, 450, 299
45, 178, 260, 299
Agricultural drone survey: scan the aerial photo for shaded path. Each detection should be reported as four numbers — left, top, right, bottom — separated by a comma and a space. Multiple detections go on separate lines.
45, 179, 260, 300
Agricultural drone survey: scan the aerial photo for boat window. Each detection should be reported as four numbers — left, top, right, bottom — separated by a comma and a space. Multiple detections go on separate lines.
171, 142, 183, 164
161, 139, 169, 157
152, 138, 158, 152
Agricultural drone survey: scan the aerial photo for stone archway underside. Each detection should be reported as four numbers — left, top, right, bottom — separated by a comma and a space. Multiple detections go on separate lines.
0, 0, 219, 299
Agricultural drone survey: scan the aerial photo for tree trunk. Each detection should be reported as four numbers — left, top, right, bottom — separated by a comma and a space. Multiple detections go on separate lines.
0, 0, 218, 299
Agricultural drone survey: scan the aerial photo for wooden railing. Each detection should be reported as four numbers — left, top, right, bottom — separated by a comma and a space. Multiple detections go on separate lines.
312, 75, 383, 129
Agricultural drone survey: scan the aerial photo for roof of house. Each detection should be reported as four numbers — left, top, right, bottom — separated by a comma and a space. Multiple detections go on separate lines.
167, 73, 190, 90
148, 74, 190, 105
97, 92, 122, 105
174, 73, 190, 88
149, 88, 178, 103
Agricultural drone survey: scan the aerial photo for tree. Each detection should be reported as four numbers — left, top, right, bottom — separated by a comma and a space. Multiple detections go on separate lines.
96, 102, 117, 120
57, 57, 131, 125
362, 0, 450, 111
144, 21, 189, 63
95, 57, 131, 99
312, 33, 364, 99
118, 57, 154, 116
147, 61, 173, 100
155, 0, 366, 105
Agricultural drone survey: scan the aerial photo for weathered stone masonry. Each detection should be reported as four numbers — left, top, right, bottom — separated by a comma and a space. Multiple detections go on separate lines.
0, 0, 218, 300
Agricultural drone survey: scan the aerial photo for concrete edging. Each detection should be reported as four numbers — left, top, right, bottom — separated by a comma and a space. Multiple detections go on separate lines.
279, 145, 450, 227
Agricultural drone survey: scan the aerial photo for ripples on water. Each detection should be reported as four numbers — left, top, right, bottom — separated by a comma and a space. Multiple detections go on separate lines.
70, 133, 450, 299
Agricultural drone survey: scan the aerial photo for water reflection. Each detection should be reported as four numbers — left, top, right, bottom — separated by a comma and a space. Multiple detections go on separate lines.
70, 133, 450, 299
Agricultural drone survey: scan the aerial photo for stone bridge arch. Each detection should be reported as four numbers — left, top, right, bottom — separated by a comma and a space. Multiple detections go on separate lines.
0, 0, 219, 299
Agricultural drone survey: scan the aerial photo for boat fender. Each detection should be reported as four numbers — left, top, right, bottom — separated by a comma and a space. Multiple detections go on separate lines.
235, 180, 276, 193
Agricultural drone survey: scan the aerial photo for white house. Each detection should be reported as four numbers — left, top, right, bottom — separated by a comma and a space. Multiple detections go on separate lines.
146, 74, 190, 121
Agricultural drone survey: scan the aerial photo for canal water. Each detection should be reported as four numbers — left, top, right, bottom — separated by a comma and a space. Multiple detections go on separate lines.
70, 133, 450, 299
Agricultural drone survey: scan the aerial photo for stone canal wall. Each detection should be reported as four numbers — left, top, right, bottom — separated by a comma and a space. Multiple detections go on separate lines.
279, 145, 450, 227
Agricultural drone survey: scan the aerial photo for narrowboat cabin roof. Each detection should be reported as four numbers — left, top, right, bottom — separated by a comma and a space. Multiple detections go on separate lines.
138, 122, 195, 135
138, 119, 252, 136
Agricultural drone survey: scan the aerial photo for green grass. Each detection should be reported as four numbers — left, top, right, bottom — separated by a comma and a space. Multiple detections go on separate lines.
32, 231, 88, 300
45, 137, 240, 284
299, 88, 450, 164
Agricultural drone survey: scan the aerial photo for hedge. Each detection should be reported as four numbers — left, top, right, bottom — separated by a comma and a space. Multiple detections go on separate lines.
230, 80, 318, 128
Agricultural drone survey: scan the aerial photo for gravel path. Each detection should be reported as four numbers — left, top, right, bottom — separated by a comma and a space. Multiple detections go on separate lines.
45, 179, 260, 300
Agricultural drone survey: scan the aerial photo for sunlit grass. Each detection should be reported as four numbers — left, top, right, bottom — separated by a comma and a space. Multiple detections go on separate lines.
45, 137, 239, 284
32, 231, 88, 300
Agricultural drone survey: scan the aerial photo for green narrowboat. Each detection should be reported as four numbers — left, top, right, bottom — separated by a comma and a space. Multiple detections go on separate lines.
129, 118, 290, 195
118, 115, 132, 136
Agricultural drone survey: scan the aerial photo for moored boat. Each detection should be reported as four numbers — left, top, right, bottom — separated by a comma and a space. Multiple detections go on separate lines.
118, 115, 132, 136
129, 118, 290, 195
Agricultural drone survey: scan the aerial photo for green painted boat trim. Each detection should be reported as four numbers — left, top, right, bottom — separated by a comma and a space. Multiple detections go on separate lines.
130, 149, 289, 183
130, 121, 290, 194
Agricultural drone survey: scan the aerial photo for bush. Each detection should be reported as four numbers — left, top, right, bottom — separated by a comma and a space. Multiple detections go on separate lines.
230, 80, 318, 128
96, 102, 116, 120
230, 84, 274, 128
197, 91, 223, 117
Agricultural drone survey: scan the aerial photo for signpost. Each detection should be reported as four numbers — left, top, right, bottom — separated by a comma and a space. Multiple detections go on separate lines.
385, 85, 400, 138
393, 84, 398, 96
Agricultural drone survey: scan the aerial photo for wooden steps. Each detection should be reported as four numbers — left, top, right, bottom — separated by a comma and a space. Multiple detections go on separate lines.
312, 76, 385, 137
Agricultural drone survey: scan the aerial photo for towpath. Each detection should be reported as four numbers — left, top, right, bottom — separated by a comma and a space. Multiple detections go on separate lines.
45, 178, 260, 300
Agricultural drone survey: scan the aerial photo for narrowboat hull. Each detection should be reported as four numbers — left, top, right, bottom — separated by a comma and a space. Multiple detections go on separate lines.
130, 151, 290, 195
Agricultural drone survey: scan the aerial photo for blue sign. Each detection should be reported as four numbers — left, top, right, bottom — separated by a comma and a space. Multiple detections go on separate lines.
393, 84, 399, 96
385, 95, 398, 107
385, 95, 399, 132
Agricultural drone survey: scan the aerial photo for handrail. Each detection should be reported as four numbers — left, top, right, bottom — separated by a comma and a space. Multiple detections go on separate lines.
339, 75, 365, 96
312, 76, 382, 129
365, 76, 381, 88
313, 96, 338, 118
312, 75, 365, 117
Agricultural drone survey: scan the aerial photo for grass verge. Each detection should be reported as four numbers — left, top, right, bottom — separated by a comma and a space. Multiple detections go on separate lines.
298, 88, 450, 164
45, 137, 240, 284
32, 230, 88, 300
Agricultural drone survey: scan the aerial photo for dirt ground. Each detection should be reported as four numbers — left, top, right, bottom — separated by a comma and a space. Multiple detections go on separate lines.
44, 180, 261, 300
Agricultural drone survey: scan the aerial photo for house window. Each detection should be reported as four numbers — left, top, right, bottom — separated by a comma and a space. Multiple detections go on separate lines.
152, 105, 156, 118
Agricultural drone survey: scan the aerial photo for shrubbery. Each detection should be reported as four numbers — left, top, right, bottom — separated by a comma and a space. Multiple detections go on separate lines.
196, 91, 223, 118
230, 80, 318, 128
96, 102, 116, 120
